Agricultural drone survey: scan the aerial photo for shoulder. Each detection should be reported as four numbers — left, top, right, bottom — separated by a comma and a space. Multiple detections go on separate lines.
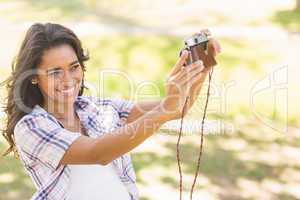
15, 113, 46, 132
14, 106, 81, 170
14, 106, 58, 144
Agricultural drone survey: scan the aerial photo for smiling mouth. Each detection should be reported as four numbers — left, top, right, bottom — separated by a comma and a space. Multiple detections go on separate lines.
57, 86, 76, 94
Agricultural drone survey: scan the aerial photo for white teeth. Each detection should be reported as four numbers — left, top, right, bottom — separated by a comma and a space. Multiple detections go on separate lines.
59, 86, 75, 94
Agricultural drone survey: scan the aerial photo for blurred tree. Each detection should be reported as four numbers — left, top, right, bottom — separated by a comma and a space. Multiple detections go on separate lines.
297, 0, 300, 10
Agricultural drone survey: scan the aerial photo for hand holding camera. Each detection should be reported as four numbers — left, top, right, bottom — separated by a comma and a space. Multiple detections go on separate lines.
163, 29, 221, 120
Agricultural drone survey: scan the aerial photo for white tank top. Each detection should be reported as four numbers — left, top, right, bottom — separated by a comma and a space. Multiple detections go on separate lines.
66, 164, 131, 200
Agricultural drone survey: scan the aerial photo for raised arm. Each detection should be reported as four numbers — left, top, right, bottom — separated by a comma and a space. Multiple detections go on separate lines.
60, 103, 170, 166
60, 50, 207, 166
126, 100, 161, 123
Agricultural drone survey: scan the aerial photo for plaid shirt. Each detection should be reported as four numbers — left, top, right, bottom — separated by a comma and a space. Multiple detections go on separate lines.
14, 95, 139, 200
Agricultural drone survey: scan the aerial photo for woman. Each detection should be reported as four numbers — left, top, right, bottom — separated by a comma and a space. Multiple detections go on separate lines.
0, 23, 221, 200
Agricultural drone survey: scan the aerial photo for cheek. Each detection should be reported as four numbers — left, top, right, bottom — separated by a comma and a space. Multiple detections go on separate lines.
37, 77, 58, 97
75, 68, 84, 79
74, 69, 84, 85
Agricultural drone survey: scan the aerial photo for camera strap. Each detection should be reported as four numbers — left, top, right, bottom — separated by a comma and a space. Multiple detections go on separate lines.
176, 66, 214, 200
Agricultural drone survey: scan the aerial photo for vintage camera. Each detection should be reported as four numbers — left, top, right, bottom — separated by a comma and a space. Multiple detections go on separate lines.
180, 33, 217, 67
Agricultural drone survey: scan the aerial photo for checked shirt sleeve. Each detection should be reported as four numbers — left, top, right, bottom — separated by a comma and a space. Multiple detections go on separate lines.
14, 114, 81, 170
109, 98, 135, 125
88, 96, 135, 125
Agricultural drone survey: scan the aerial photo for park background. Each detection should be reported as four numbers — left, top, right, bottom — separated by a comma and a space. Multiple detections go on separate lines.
0, 0, 299, 199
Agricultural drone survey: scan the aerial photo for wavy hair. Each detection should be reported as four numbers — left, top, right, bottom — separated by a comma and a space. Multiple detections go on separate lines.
0, 23, 89, 156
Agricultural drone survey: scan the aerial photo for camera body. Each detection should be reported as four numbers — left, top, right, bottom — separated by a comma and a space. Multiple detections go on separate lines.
181, 33, 217, 68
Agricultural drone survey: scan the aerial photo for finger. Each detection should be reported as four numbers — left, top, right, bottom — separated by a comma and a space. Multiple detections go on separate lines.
180, 62, 205, 85
186, 69, 205, 87
192, 66, 213, 87
188, 71, 207, 90
193, 29, 211, 37
167, 80, 189, 97
170, 50, 189, 76
193, 71, 208, 88
187, 63, 208, 84
210, 38, 221, 54
209, 40, 217, 57
173, 60, 204, 82
201, 29, 211, 37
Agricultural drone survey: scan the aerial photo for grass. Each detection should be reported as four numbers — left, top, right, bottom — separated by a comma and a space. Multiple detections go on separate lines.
3, 120, 297, 200
272, 9, 300, 32
132, 121, 300, 199
0, 141, 35, 200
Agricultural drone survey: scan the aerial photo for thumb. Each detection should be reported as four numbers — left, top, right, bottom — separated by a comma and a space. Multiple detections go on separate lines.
178, 50, 189, 66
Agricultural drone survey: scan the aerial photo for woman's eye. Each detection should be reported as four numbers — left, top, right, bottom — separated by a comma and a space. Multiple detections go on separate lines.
48, 71, 62, 76
71, 65, 80, 71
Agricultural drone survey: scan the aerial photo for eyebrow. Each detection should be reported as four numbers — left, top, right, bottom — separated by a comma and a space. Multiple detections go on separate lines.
46, 60, 79, 73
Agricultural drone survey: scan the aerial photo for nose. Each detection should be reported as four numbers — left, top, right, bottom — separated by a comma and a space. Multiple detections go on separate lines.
61, 71, 75, 86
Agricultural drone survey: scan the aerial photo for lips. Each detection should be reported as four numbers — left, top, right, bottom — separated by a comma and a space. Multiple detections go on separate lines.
60, 87, 75, 93
56, 85, 77, 95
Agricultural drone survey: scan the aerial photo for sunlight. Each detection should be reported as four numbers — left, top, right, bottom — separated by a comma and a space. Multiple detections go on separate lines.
0, 172, 16, 183
237, 178, 270, 199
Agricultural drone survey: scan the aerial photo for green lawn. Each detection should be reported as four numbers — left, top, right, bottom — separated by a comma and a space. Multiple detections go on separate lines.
1, 120, 299, 199
272, 9, 300, 32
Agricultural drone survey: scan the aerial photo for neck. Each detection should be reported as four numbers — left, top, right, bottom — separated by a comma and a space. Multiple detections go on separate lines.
43, 100, 76, 121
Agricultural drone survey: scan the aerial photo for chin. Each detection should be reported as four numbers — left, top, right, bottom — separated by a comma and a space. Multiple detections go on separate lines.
54, 89, 80, 104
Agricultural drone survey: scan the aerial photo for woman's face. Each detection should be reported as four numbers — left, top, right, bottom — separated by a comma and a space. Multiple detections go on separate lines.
33, 44, 83, 107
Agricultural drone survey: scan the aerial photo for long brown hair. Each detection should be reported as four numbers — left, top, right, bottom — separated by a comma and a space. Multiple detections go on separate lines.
0, 23, 89, 157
